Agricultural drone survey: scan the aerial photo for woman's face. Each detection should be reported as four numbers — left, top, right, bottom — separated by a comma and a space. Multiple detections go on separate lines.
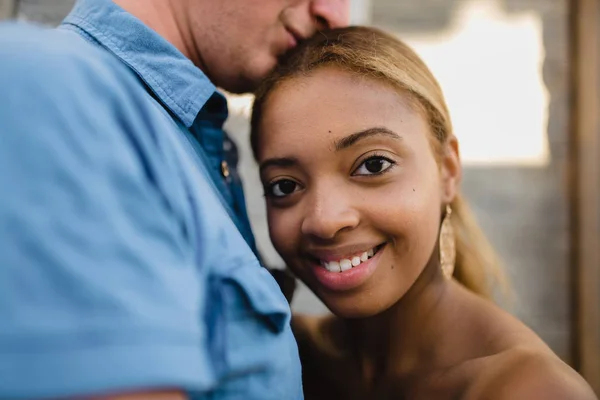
257, 68, 459, 318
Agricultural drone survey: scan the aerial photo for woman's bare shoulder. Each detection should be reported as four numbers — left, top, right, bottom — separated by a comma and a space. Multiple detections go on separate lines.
465, 346, 597, 400
292, 314, 362, 399
292, 313, 347, 355
291, 313, 326, 335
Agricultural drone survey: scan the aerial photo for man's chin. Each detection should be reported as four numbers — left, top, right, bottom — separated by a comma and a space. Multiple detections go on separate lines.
219, 62, 276, 94
220, 78, 261, 95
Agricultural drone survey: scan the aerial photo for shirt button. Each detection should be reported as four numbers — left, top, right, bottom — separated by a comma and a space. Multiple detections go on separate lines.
221, 160, 230, 179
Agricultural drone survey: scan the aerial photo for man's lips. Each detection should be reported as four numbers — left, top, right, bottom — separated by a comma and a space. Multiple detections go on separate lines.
285, 29, 299, 50
285, 25, 311, 50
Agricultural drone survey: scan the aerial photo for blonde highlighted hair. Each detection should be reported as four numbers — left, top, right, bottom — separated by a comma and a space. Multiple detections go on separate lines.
251, 26, 507, 300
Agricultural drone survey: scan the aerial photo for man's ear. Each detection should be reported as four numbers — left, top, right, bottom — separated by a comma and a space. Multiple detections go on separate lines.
440, 135, 461, 203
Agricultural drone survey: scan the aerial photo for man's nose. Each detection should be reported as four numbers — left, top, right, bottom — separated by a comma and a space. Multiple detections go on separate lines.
310, 0, 351, 29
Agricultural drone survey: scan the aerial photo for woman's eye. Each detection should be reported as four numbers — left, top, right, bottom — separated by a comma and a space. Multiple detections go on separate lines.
354, 156, 395, 176
268, 179, 299, 198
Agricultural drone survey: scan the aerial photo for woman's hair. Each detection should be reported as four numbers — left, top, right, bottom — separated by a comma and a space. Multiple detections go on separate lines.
251, 26, 507, 300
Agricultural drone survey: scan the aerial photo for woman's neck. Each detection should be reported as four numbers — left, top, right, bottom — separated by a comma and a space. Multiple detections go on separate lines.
342, 256, 456, 387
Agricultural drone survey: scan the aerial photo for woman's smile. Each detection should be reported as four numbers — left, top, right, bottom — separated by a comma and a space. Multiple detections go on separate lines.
306, 243, 387, 291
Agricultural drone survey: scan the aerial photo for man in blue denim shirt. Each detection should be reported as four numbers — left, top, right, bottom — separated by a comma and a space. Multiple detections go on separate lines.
0, 0, 348, 399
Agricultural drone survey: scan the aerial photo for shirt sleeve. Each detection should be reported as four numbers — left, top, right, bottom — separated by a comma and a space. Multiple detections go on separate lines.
0, 24, 212, 399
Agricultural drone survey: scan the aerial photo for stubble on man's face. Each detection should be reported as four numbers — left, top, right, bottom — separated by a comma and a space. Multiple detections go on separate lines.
183, 0, 315, 94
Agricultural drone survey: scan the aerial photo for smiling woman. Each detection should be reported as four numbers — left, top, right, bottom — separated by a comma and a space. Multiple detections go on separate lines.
251, 26, 502, 303
250, 26, 597, 400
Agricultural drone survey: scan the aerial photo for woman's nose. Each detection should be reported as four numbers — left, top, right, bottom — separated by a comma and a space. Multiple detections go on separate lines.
300, 187, 359, 240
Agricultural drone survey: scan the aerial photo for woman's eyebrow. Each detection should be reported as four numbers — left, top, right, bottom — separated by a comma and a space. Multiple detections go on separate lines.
334, 127, 402, 151
259, 127, 401, 174
259, 156, 299, 175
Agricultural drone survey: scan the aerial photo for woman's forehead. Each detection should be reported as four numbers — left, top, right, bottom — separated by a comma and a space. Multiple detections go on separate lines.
259, 71, 427, 150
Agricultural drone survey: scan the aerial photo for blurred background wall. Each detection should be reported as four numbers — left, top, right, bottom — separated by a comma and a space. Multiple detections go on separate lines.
1, 0, 598, 391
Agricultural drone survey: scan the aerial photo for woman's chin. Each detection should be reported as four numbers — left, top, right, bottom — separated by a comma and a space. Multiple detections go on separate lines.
306, 277, 405, 320
318, 295, 393, 320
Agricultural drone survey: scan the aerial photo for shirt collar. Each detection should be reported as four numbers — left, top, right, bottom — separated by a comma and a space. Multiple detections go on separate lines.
61, 0, 216, 128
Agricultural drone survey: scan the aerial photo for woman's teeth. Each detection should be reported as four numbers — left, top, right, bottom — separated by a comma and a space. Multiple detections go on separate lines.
321, 248, 376, 273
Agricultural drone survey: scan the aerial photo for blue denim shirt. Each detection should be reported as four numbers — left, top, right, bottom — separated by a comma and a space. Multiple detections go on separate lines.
0, 0, 301, 398
190, 93, 257, 255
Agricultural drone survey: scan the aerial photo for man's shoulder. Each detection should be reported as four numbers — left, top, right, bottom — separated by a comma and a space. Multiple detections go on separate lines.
0, 22, 177, 186
0, 22, 168, 154
0, 22, 144, 106
0, 21, 121, 70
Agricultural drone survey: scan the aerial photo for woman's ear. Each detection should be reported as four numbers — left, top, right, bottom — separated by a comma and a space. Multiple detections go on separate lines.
440, 135, 461, 203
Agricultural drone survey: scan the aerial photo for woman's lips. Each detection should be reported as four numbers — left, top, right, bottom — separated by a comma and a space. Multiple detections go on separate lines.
310, 244, 385, 292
